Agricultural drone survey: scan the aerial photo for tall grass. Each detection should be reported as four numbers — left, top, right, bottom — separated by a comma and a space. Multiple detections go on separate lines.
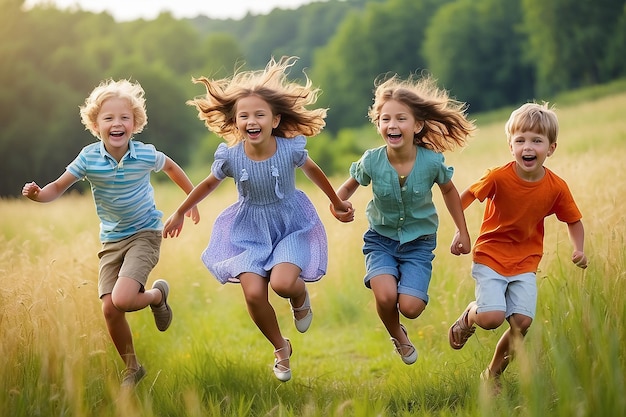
1, 92, 625, 416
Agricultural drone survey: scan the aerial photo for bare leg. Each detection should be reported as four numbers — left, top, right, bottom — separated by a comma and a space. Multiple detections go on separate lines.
488, 313, 532, 376
239, 273, 289, 363
269, 263, 308, 321
101, 294, 139, 370
102, 277, 162, 370
111, 276, 162, 312
369, 274, 417, 354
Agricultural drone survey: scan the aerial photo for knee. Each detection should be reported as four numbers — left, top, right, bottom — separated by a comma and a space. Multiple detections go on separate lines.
110, 292, 134, 312
475, 311, 506, 330
375, 290, 399, 311
399, 299, 426, 319
510, 314, 533, 334
270, 280, 291, 298
101, 296, 122, 321
244, 288, 267, 308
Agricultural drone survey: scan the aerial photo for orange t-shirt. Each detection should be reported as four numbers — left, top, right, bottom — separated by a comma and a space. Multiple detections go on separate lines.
469, 161, 582, 276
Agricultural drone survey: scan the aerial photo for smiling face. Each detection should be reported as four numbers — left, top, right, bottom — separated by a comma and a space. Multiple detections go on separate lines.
509, 130, 557, 181
377, 99, 423, 153
234, 95, 281, 145
95, 97, 135, 160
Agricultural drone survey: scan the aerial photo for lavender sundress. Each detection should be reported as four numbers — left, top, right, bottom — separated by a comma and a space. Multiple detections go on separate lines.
201, 135, 327, 284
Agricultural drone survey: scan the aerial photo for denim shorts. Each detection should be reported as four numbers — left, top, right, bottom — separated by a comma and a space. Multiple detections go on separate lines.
362, 229, 436, 303
472, 263, 537, 319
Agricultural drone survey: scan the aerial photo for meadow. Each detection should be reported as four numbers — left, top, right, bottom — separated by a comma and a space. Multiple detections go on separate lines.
1, 91, 625, 417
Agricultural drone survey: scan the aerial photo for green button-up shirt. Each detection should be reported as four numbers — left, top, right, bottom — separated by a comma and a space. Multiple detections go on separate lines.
350, 145, 453, 244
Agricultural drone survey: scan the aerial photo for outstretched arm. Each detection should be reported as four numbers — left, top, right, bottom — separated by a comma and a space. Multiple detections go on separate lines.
162, 156, 200, 224
163, 174, 222, 238
567, 220, 587, 268
439, 180, 471, 256
22, 171, 78, 203
301, 157, 354, 222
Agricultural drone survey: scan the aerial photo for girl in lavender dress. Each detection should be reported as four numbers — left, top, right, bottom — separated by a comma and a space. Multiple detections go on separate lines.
164, 57, 353, 382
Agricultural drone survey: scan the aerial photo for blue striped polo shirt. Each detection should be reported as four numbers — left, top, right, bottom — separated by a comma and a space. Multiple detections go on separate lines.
66, 140, 166, 242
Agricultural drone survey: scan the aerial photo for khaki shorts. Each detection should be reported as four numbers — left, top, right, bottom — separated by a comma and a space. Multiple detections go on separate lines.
97, 230, 162, 298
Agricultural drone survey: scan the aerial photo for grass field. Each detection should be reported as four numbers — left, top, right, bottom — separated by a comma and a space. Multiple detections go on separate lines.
1, 92, 625, 416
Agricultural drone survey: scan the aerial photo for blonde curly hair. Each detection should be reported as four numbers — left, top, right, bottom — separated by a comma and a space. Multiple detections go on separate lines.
79, 79, 147, 138
188, 56, 327, 145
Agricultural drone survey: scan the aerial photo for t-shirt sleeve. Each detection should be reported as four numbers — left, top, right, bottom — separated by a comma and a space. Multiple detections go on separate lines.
553, 181, 583, 223
211, 143, 232, 180
468, 167, 497, 202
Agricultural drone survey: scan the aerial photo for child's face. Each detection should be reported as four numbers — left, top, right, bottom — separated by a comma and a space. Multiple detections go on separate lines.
509, 130, 557, 180
377, 99, 423, 152
95, 97, 135, 158
235, 95, 280, 145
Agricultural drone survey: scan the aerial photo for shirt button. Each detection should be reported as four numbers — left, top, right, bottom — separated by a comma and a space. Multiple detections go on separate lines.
399, 218, 404, 221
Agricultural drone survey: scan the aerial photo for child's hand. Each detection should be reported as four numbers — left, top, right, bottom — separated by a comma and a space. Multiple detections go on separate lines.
572, 250, 588, 269
186, 206, 201, 224
163, 212, 185, 238
450, 230, 471, 256
22, 182, 41, 201
330, 201, 354, 223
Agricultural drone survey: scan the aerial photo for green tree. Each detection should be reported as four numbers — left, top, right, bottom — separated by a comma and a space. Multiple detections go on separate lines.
521, 0, 626, 96
312, 0, 449, 132
194, 33, 246, 79
423, 0, 533, 112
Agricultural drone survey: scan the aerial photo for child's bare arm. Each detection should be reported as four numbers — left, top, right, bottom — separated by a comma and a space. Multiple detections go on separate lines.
164, 174, 222, 238
22, 171, 77, 203
439, 180, 471, 255
162, 156, 200, 224
301, 157, 354, 222
567, 220, 587, 268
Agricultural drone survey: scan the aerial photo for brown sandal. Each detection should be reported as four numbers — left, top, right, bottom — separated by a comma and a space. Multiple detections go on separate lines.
448, 303, 476, 349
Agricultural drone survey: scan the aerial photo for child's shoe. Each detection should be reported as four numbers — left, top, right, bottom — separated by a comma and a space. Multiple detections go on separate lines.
448, 302, 476, 349
290, 289, 313, 333
121, 365, 146, 388
150, 279, 172, 331
390, 324, 417, 365
273, 338, 292, 382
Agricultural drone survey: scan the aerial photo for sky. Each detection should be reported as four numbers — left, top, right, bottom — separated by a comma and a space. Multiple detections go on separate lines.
23, 0, 320, 21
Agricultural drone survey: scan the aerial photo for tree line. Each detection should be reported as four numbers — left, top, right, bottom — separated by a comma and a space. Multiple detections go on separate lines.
1, 0, 624, 197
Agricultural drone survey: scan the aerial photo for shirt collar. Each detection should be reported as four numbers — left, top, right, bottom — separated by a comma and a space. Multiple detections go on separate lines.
98, 140, 137, 163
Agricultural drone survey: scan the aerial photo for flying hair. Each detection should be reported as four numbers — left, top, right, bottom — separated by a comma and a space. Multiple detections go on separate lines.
188, 56, 327, 145
368, 74, 475, 152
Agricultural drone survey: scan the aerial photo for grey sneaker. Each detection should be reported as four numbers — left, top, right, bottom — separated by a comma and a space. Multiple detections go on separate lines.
121, 365, 146, 388
150, 279, 172, 331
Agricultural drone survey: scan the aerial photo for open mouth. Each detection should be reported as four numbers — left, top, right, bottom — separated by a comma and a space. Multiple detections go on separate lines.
522, 155, 537, 161
110, 131, 125, 138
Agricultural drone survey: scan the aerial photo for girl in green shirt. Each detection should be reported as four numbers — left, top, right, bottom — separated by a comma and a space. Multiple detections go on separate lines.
335, 74, 475, 364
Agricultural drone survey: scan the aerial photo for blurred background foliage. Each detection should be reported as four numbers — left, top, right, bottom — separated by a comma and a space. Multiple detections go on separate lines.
1, 0, 625, 196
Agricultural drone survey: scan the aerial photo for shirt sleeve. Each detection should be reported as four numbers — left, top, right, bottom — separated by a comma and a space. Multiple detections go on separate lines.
552, 176, 583, 223
434, 153, 454, 185
153, 149, 166, 172
291, 135, 309, 168
468, 167, 497, 202
211, 143, 231, 180
66, 153, 86, 180
350, 150, 372, 186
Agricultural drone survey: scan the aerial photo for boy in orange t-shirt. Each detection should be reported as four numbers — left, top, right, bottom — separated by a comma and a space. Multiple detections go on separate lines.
447, 102, 587, 385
